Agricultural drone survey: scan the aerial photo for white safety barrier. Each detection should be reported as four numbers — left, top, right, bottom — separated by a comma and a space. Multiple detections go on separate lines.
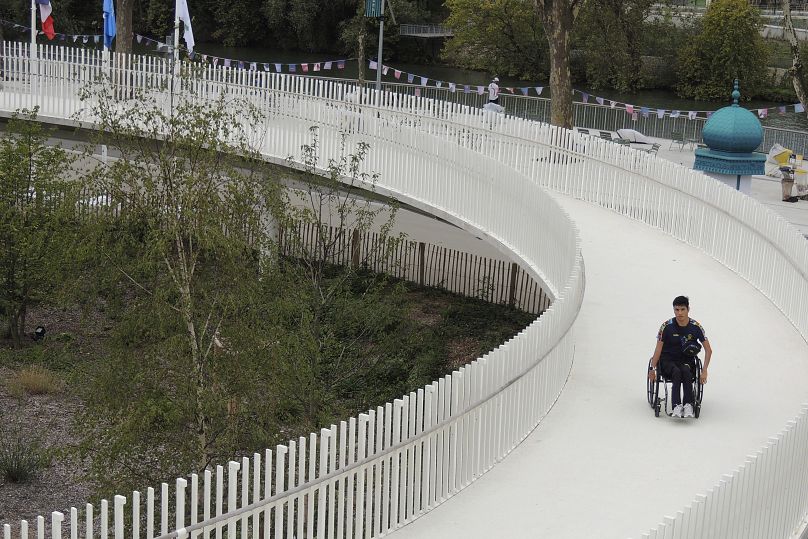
1, 42, 808, 539
1, 44, 584, 539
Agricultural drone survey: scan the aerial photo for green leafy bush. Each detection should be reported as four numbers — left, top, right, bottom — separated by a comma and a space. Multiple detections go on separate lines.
0, 431, 47, 483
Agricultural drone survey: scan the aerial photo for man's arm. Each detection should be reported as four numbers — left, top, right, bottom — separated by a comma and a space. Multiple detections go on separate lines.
700, 339, 712, 384
648, 340, 663, 380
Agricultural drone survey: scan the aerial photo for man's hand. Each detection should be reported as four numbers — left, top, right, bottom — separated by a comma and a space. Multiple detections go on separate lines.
648, 368, 656, 382
700, 368, 708, 385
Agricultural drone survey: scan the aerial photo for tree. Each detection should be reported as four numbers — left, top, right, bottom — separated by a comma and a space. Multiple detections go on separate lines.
676, 0, 768, 100
115, 0, 134, 54
442, 0, 549, 82
782, 0, 808, 116
0, 109, 77, 346
574, 0, 654, 92
75, 73, 282, 490
268, 128, 407, 431
533, 0, 588, 129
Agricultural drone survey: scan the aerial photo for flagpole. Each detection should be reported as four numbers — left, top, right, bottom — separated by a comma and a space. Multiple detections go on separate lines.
102, 10, 109, 171
30, 0, 36, 79
375, 0, 385, 94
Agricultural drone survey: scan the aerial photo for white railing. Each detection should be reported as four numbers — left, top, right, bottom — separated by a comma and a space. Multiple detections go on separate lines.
2, 42, 808, 538
0, 43, 584, 539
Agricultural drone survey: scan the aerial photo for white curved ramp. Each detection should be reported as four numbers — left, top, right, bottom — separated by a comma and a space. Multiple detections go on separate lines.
393, 195, 808, 539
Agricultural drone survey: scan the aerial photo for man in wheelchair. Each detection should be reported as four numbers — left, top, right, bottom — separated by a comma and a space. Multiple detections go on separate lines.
648, 296, 713, 418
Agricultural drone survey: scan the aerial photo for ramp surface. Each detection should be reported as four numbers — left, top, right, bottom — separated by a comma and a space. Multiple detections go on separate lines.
393, 195, 808, 539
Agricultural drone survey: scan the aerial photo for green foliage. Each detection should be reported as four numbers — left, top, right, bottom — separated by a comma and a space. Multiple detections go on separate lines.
0, 109, 78, 346
573, 0, 654, 92
0, 419, 48, 483
74, 72, 282, 492
676, 0, 769, 100
442, 0, 549, 80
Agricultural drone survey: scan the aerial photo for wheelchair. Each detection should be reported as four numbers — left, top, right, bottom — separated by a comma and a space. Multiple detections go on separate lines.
646, 357, 703, 418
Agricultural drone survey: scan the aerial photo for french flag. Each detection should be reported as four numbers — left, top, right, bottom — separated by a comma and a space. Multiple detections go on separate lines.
37, 0, 56, 40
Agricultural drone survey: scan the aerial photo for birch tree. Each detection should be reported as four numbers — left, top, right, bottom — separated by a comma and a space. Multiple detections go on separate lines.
782, 0, 808, 115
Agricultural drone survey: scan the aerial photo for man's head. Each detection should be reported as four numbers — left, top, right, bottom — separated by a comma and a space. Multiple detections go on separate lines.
673, 295, 689, 322
492, 77, 499, 82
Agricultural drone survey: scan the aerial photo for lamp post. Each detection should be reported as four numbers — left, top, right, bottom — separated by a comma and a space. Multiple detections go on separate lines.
375, 0, 385, 92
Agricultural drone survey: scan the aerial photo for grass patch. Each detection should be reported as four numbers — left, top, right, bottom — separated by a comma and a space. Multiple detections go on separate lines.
7, 365, 64, 396
0, 430, 48, 483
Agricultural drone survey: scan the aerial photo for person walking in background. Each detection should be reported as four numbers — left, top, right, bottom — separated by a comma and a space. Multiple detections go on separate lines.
488, 77, 500, 104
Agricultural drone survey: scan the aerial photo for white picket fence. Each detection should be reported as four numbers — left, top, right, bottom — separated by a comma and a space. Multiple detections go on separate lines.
1, 42, 808, 539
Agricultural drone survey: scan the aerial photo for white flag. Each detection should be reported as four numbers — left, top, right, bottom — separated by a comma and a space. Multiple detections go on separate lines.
176, 0, 195, 52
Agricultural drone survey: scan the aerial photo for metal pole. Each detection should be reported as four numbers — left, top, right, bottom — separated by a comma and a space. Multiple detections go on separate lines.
102, 12, 109, 171
30, 0, 36, 80
375, 0, 385, 92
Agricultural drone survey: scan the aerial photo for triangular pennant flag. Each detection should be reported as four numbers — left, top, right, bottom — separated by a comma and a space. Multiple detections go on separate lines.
581, 92, 589, 103
263, 63, 270, 71
382, 65, 389, 75
795, 103, 805, 113
407, 73, 414, 83
435, 81, 443, 88
520, 87, 529, 95
289, 64, 296, 72
609, 100, 616, 108
758, 108, 768, 118
369, 60, 377, 70
394, 70, 401, 79
449, 82, 456, 92
625, 104, 634, 114
301, 63, 308, 72
202, 55, 208, 62
463, 85, 470, 94
535, 87, 543, 95
657, 109, 665, 119
779, 106, 786, 114
94, 35, 100, 44
640, 107, 649, 118
337, 60, 345, 69
477, 86, 484, 95
706, 111, 713, 118
324, 61, 332, 70
420, 76, 428, 86
415, 88, 421, 97
275, 63, 282, 72
82, 36, 89, 43
688, 111, 697, 120
313, 63, 320, 72
670, 110, 681, 118
224, 59, 231, 68
72, 35, 78, 42
213, 57, 219, 67
596, 97, 604, 106
505, 87, 514, 93
250, 62, 257, 71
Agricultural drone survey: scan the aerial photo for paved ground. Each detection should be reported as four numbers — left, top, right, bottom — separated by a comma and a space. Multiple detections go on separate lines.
392, 194, 808, 539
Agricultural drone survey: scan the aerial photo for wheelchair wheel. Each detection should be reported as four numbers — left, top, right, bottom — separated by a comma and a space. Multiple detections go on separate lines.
647, 358, 658, 407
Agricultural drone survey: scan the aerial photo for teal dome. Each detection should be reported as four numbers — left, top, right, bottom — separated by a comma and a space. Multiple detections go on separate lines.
701, 80, 763, 153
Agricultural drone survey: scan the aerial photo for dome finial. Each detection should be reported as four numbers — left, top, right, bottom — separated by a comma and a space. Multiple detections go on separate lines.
731, 79, 741, 106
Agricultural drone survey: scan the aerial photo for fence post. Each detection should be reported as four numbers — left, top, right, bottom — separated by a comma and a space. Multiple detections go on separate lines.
351, 228, 360, 268
418, 242, 425, 286
507, 262, 518, 307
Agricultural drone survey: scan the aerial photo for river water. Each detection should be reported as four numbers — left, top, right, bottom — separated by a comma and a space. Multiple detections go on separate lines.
192, 43, 808, 132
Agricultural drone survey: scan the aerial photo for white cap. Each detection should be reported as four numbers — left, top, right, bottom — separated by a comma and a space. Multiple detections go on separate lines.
493, 77, 499, 82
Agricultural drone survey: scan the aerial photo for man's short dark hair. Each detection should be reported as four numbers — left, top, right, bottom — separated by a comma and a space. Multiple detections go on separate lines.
673, 295, 689, 308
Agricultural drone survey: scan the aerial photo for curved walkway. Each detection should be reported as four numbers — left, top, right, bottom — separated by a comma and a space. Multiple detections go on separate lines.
393, 195, 808, 539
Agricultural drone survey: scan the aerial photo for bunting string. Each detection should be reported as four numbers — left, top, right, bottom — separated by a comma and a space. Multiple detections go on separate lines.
0, 17, 102, 44
371, 60, 808, 120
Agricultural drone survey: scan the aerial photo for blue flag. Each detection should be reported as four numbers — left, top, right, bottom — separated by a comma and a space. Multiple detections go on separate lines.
103, 0, 116, 49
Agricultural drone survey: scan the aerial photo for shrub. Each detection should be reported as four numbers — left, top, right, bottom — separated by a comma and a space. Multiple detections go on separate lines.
0, 433, 47, 483
7, 365, 63, 396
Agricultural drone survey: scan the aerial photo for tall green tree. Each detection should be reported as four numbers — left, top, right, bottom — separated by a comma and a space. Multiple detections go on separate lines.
574, 0, 654, 92
0, 109, 77, 346
442, 0, 548, 80
676, 0, 768, 100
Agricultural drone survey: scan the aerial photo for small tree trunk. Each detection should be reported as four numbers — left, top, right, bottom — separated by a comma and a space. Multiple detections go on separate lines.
783, 0, 808, 116
115, 0, 134, 54
358, 22, 367, 85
